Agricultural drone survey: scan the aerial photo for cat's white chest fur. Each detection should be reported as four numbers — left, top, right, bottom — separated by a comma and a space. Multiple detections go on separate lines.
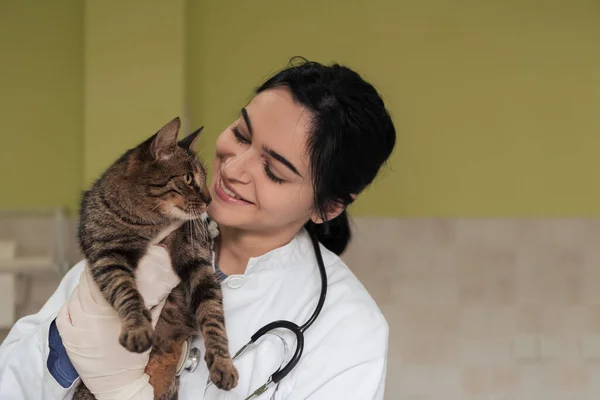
151, 221, 184, 245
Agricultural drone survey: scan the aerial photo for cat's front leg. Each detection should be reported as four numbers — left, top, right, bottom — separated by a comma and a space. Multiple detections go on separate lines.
189, 268, 239, 391
89, 249, 153, 353
169, 221, 238, 390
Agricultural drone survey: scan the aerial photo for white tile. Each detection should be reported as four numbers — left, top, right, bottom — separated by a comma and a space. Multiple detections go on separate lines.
510, 334, 539, 361
518, 365, 561, 399
579, 335, 600, 360
0, 274, 15, 328
391, 278, 459, 306
586, 365, 600, 397
460, 338, 512, 365
396, 366, 461, 396
460, 306, 517, 340
539, 335, 564, 360
581, 276, 600, 305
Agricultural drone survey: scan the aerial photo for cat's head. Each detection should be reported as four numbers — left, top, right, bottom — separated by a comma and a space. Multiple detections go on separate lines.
129, 117, 211, 221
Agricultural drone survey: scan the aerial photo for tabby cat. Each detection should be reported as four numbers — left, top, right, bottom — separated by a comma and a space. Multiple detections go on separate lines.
73, 117, 238, 400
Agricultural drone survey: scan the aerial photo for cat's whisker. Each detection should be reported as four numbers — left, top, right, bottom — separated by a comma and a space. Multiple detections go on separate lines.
195, 212, 204, 243
201, 217, 208, 242
193, 210, 206, 242
195, 215, 203, 244
199, 222, 204, 243
192, 215, 198, 244
149, 201, 162, 214
188, 216, 195, 242
193, 211, 201, 244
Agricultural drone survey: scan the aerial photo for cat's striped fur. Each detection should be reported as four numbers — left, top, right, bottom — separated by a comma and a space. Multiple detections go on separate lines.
73, 117, 238, 400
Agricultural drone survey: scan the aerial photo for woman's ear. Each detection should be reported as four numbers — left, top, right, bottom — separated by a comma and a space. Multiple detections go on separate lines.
310, 195, 356, 224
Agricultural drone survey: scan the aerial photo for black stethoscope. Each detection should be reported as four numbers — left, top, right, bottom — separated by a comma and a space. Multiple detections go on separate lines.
177, 225, 328, 399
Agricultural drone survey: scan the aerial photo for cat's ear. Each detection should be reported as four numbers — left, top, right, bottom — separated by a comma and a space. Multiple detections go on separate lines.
151, 117, 181, 160
178, 126, 203, 151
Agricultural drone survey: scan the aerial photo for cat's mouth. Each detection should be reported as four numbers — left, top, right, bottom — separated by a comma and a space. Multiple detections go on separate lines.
168, 205, 201, 220
183, 206, 207, 219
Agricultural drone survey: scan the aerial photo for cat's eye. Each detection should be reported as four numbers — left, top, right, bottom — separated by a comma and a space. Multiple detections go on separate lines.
184, 172, 193, 185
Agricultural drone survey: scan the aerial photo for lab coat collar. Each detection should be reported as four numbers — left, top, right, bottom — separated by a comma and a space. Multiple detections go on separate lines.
201, 213, 335, 276
244, 228, 314, 274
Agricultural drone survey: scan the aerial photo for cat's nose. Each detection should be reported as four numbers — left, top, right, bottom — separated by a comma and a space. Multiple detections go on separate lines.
201, 192, 212, 205
198, 182, 212, 205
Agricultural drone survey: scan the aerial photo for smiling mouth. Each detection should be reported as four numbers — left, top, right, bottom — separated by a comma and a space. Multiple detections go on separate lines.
216, 177, 253, 204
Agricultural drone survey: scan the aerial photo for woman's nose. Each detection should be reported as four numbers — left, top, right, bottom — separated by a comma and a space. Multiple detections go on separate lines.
222, 151, 253, 183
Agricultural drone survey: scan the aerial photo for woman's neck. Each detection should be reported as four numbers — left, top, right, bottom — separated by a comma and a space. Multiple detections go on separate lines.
215, 225, 300, 276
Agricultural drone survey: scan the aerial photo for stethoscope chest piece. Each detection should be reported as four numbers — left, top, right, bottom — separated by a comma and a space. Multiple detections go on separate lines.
177, 337, 201, 376
185, 347, 201, 373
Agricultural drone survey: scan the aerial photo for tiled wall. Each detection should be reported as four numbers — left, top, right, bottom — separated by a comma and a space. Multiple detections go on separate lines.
343, 218, 600, 400
0, 211, 82, 269
2, 216, 600, 399
0, 213, 80, 340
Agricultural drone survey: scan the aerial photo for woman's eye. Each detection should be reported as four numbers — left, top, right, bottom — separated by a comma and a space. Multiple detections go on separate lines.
263, 162, 285, 184
184, 173, 193, 185
231, 125, 250, 145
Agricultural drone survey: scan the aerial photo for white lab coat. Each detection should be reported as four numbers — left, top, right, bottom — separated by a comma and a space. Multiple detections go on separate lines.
0, 228, 389, 399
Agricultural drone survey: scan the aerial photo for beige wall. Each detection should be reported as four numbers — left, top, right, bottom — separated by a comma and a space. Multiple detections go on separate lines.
3, 216, 599, 399
344, 218, 600, 399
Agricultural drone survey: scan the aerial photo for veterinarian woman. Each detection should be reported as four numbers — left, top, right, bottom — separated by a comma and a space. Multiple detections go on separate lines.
0, 58, 396, 399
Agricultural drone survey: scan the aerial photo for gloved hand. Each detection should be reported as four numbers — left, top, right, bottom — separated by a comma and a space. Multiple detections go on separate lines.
56, 245, 181, 400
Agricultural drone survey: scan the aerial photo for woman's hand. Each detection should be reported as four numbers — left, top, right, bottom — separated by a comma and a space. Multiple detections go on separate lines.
56, 245, 181, 400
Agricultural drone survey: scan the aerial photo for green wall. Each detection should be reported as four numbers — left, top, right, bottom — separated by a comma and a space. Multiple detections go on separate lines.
186, 0, 600, 217
83, 0, 186, 185
0, 1, 83, 212
2, 1, 600, 217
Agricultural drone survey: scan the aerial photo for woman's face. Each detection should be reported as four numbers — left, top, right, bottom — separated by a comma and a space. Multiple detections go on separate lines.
207, 87, 317, 235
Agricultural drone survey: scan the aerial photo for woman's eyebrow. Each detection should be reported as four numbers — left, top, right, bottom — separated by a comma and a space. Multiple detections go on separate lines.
241, 108, 253, 135
262, 144, 302, 177
241, 107, 302, 178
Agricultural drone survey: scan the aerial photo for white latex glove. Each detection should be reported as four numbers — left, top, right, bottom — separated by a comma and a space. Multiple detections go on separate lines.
56, 245, 181, 400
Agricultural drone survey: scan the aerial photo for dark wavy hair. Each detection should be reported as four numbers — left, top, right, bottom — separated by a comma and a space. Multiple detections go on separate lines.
256, 57, 396, 255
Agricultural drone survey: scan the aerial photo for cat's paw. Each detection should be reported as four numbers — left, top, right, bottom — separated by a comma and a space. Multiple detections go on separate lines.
119, 313, 153, 353
208, 357, 239, 391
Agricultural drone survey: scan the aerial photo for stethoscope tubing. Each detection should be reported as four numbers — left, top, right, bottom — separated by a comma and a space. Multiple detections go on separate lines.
186, 225, 328, 398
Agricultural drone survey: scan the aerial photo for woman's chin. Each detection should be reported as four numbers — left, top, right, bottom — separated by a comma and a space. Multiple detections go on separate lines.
207, 205, 263, 231
207, 204, 242, 225
205, 204, 219, 221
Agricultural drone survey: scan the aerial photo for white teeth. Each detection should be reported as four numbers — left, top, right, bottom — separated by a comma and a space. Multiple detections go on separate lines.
220, 179, 238, 199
